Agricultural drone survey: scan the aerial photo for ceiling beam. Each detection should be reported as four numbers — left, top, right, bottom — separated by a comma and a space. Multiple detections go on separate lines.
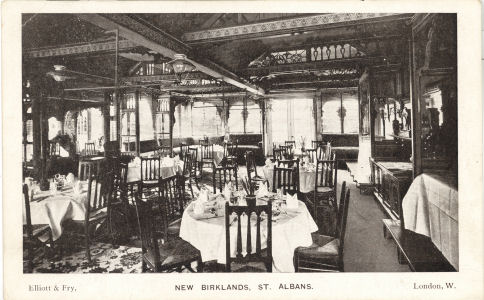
183, 13, 412, 43
24, 39, 138, 59
122, 72, 212, 83
244, 55, 400, 77
77, 13, 264, 96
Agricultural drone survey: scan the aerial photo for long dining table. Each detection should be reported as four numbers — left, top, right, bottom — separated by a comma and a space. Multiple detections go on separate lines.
402, 172, 458, 270
179, 197, 318, 272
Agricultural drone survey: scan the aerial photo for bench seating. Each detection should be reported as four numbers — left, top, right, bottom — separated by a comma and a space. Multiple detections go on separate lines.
321, 134, 359, 161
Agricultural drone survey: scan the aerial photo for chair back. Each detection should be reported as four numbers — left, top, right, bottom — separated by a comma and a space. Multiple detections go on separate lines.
285, 141, 296, 149
157, 175, 187, 223
182, 150, 195, 177
338, 188, 351, 258
213, 165, 238, 193
245, 151, 258, 179
279, 145, 292, 158
272, 165, 299, 195
49, 141, 61, 157
317, 143, 332, 160
178, 143, 189, 159
187, 147, 199, 175
272, 148, 284, 161
113, 162, 129, 200
85, 170, 114, 222
140, 157, 161, 182
224, 141, 238, 157
224, 201, 272, 272
78, 160, 100, 181
133, 197, 163, 266
305, 148, 317, 163
22, 184, 34, 239
311, 140, 324, 149
157, 146, 171, 158
277, 158, 299, 169
315, 153, 337, 190
84, 142, 96, 156
200, 143, 214, 160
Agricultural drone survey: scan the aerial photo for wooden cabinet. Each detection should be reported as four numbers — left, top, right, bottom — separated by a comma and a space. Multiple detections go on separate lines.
370, 158, 412, 220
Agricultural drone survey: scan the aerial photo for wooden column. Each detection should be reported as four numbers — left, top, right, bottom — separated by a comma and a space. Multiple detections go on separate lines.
103, 92, 111, 144
340, 92, 344, 133
259, 99, 266, 153
115, 91, 122, 151
265, 100, 273, 155
135, 90, 141, 155
168, 96, 174, 156
313, 92, 322, 141
31, 86, 42, 181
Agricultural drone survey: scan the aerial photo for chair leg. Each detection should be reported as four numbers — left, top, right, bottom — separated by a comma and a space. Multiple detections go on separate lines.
188, 178, 194, 198
85, 228, 91, 263
212, 169, 216, 194
26, 241, 34, 273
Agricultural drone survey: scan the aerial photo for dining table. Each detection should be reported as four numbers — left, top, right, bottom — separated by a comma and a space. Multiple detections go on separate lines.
402, 172, 458, 270
179, 196, 318, 272
23, 180, 90, 242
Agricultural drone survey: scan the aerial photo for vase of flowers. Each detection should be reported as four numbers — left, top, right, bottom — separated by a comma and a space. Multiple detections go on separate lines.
300, 136, 306, 152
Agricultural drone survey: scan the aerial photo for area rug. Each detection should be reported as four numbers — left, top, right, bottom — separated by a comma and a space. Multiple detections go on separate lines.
30, 242, 142, 273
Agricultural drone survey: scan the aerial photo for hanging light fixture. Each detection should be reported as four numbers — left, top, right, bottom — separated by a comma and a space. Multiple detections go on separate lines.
167, 54, 196, 83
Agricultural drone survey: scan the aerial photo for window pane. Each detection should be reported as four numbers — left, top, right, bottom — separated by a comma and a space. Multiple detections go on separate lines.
271, 100, 288, 144
245, 104, 261, 133
228, 106, 244, 133
293, 99, 314, 147
322, 99, 341, 133
343, 95, 359, 133
192, 103, 222, 137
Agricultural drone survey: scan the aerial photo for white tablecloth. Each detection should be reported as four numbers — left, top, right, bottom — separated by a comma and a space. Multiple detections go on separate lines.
127, 157, 184, 183
179, 200, 317, 272
23, 182, 89, 241
402, 173, 458, 269
262, 165, 316, 193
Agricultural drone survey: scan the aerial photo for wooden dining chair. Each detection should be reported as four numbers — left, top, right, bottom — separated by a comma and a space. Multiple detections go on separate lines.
182, 150, 198, 197
272, 165, 299, 195
23, 184, 52, 272
272, 148, 285, 161
178, 143, 189, 159
187, 147, 201, 181
155, 175, 188, 237
84, 142, 97, 156
285, 140, 296, 149
294, 186, 351, 272
305, 148, 318, 163
245, 151, 267, 191
157, 146, 171, 158
317, 143, 332, 160
49, 141, 61, 157
224, 201, 272, 272
308, 153, 338, 234
78, 160, 101, 181
311, 140, 324, 149
277, 158, 300, 169
133, 192, 202, 273
279, 145, 293, 158
223, 141, 238, 166
140, 157, 161, 186
66, 169, 115, 263
109, 161, 131, 242
212, 164, 238, 194
200, 143, 215, 170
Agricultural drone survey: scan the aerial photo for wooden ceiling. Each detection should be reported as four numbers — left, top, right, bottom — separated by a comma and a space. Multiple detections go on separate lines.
23, 13, 414, 98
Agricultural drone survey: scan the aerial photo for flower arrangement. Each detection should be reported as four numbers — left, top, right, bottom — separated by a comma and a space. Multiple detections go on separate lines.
300, 136, 307, 151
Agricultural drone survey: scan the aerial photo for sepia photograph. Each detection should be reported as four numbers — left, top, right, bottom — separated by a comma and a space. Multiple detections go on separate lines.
2, 1, 482, 299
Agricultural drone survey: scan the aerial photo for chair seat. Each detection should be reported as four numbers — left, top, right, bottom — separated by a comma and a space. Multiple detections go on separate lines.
23, 224, 50, 237
167, 218, 181, 236
144, 238, 200, 269
89, 210, 108, 222
315, 186, 335, 193
295, 233, 340, 263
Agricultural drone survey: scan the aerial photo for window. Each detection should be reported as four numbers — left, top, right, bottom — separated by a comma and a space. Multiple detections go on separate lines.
322, 93, 359, 134
191, 102, 223, 137
245, 104, 261, 133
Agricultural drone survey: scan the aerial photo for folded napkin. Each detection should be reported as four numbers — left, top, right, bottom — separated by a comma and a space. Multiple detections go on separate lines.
133, 156, 141, 167
223, 182, 233, 201
256, 183, 269, 198
193, 189, 209, 214
286, 193, 299, 210
66, 173, 75, 185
